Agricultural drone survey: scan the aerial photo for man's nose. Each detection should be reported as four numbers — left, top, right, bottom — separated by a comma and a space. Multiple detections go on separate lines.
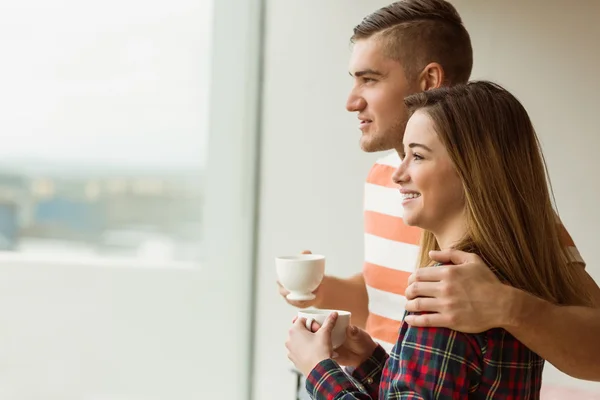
346, 91, 365, 112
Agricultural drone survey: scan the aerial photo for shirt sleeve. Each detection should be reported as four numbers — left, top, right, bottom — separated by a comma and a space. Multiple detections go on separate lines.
386, 323, 483, 399
306, 344, 388, 400
556, 215, 586, 267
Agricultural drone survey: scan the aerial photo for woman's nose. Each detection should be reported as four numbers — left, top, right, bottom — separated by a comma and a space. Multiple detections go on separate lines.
392, 160, 409, 185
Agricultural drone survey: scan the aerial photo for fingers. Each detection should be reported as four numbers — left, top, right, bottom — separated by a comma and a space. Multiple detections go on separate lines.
278, 277, 321, 309
292, 316, 320, 332
318, 312, 338, 335
281, 293, 311, 307
346, 325, 359, 337
277, 281, 289, 295
291, 317, 323, 335
293, 317, 308, 330
310, 321, 322, 332
405, 281, 443, 300
403, 312, 449, 328
428, 249, 471, 265
301, 250, 312, 254
408, 266, 447, 284
279, 281, 315, 308
289, 300, 315, 308
405, 297, 443, 313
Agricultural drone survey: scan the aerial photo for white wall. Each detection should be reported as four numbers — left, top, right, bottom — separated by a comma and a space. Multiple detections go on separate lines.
253, 1, 600, 399
0, 263, 207, 400
253, 2, 380, 398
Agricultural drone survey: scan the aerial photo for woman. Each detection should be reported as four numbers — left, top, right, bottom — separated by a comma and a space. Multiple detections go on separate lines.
285, 81, 593, 399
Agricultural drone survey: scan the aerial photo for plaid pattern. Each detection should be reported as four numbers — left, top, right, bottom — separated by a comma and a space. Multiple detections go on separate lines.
306, 315, 544, 399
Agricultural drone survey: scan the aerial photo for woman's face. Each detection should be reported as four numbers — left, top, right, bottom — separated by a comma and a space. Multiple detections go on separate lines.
392, 110, 466, 237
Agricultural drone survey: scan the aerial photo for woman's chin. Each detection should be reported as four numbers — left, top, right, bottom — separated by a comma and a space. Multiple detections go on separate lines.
402, 213, 419, 227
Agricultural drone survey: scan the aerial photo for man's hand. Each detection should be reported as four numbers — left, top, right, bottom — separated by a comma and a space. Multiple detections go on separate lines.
278, 281, 325, 308
404, 249, 600, 381
279, 256, 370, 328
404, 249, 510, 333
278, 250, 326, 308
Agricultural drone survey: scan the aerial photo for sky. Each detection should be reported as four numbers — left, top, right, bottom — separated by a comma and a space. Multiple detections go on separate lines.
0, 0, 213, 172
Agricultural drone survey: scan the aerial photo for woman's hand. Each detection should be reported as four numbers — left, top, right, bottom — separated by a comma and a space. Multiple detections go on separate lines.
296, 317, 379, 370
286, 312, 338, 376
334, 325, 379, 368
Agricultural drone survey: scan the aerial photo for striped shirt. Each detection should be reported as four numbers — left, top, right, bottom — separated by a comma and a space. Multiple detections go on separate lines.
363, 151, 585, 352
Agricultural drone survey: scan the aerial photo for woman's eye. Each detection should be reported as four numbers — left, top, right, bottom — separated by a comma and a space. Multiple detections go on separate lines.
413, 153, 424, 161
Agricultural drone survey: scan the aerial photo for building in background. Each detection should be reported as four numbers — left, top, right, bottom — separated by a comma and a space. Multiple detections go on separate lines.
0, 167, 203, 262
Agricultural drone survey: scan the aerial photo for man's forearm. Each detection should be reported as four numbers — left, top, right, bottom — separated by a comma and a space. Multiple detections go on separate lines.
503, 287, 600, 381
318, 273, 369, 329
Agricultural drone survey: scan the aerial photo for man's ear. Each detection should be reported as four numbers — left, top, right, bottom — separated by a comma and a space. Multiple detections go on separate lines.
418, 62, 444, 91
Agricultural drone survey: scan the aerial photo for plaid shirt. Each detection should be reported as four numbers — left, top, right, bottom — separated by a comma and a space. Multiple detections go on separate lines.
306, 313, 544, 399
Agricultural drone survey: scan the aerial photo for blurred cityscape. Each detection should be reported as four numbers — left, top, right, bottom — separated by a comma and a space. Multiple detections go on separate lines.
0, 162, 204, 263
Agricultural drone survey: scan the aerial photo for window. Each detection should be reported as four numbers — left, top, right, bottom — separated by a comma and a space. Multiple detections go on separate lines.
0, 0, 262, 397
0, 0, 213, 264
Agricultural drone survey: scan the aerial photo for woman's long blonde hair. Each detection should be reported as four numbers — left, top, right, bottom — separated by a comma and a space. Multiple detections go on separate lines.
404, 81, 591, 306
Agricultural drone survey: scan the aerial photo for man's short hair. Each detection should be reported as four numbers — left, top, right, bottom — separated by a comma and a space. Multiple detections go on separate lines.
352, 0, 473, 85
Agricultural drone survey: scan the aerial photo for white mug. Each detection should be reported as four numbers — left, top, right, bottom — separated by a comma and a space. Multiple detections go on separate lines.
297, 309, 351, 349
276, 254, 325, 301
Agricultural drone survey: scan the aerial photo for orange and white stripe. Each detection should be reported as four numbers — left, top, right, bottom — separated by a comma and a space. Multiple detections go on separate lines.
362, 151, 585, 352
363, 152, 420, 351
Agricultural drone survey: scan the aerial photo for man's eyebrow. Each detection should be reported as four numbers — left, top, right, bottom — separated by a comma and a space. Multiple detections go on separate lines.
349, 69, 385, 78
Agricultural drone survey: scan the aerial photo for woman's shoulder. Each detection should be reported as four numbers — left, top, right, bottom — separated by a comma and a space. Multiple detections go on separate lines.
480, 328, 544, 365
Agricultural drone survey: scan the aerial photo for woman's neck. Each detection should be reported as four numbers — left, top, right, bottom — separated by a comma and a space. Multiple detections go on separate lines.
433, 221, 467, 250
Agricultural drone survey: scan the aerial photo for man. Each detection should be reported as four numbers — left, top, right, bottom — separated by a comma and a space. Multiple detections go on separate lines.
279, 0, 600, 385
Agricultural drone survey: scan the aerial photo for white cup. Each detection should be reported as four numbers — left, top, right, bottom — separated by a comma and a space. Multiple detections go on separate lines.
297, 309, 351, 349
276, 254, 325, 301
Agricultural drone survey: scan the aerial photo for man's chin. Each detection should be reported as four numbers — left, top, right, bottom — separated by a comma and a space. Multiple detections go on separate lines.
359, 135, 394, 153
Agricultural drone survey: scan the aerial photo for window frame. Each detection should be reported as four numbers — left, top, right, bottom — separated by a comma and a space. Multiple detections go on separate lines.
0, 0, 265, 398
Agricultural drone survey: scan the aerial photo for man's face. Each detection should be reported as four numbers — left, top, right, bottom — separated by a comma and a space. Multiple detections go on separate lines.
346, 38, 419, 153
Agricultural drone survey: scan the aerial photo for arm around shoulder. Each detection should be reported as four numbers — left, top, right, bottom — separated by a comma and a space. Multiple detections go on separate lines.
503, 282, 600, 381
